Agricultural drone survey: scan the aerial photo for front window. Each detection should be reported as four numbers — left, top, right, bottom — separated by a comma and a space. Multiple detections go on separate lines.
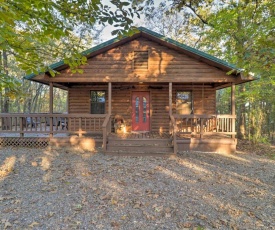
176, 91, 193, 114
90, 91, 105, 114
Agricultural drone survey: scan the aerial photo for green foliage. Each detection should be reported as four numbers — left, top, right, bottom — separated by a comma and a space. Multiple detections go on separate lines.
0, 0, 141, 75
0, 73, 21, 98
0, 74, 20, 90
204, 1, 275, 77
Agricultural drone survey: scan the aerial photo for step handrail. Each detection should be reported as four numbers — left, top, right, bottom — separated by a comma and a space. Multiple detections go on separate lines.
102, 114, 111, 151
170, 114, 178, 154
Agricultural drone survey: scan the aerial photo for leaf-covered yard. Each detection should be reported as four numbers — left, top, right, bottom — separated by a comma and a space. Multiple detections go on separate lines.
0, 144, 274, 229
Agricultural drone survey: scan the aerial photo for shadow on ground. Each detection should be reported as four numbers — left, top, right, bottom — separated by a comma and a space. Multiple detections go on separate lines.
0, 145, 274, 229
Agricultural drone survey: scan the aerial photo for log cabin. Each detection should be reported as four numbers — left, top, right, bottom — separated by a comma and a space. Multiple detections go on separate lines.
0, 27, 253, 155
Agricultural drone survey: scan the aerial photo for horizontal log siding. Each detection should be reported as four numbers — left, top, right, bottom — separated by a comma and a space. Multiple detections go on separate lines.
151, 88, 170, 132
68, 84, 216, 133
69, 89, 91, 114
45, 38, 236, 83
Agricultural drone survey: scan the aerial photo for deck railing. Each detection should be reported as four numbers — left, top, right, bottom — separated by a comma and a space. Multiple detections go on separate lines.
170, 114, 236, 139
0, 113, 106, 137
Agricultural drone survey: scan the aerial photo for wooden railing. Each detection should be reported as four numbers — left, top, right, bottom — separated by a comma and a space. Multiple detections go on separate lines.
0, 113, 106, 137
102, 114, 112, 151
170, 114, 236, 139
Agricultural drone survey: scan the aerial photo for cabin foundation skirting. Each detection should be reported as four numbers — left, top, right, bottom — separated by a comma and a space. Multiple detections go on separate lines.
0, 137, 50, 148
177, 138, 237, 154
0, 137, 102, 150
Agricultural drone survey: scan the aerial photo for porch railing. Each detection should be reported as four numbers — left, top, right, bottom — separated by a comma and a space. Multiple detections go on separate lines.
170, 114, 236, 141
172, 114, 236, 137
0, 113, 106, 137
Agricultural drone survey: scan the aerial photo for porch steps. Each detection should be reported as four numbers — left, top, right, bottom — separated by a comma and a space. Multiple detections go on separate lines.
106, 138, 175, 156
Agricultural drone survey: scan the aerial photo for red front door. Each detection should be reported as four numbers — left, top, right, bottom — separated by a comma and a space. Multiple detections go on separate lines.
132, 91, 150, 131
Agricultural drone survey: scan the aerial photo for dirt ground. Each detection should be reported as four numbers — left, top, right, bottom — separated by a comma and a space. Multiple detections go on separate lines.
0, 142, 274, 230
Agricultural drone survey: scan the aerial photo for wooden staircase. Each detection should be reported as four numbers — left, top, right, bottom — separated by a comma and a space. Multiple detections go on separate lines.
105, 132, 175, 156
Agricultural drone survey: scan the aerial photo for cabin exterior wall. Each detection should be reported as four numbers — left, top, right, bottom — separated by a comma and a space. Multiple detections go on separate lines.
68, 84, 216, 133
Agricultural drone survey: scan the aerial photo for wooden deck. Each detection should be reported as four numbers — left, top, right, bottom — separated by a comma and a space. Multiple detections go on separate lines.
0, 113, 237, 154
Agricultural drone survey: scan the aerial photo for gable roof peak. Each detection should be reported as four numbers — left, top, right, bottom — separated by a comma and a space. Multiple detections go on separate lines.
25, 27, 237, 80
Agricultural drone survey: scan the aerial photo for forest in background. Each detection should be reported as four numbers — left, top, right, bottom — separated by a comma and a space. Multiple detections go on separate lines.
0, 0, 274, 143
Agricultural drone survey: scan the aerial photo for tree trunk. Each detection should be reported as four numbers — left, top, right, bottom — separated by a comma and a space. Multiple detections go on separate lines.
237, 84, 246, 139
0, 51, 2, 112
2, 50, 9, 113
32, 84, 43, 113
1, 50, 10, 129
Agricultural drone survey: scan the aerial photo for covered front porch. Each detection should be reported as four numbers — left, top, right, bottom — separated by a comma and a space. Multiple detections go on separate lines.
0, 113, 236, 154
0, 81, 237, 154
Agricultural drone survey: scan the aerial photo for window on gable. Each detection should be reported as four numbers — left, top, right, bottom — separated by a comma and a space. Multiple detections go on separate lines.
90, 91, 105, 114
133, 51, 148, 70
176, 91, 193, 114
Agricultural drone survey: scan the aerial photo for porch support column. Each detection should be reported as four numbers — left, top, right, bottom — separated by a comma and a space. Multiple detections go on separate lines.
49, 82, 53, 138
108, 82, 112, 115
231, 83, 236, 139
169, 82, 172, 116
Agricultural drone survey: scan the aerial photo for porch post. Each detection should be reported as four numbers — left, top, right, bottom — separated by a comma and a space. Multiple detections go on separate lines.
169, 82, 172, 116
231, 83, 236, 139
107, 82, 112, 134
108, 82, 112, 115
49, 82, 53, 138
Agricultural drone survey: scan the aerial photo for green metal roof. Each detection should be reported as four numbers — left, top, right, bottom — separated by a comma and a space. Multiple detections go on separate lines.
25, 27, 237, 80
